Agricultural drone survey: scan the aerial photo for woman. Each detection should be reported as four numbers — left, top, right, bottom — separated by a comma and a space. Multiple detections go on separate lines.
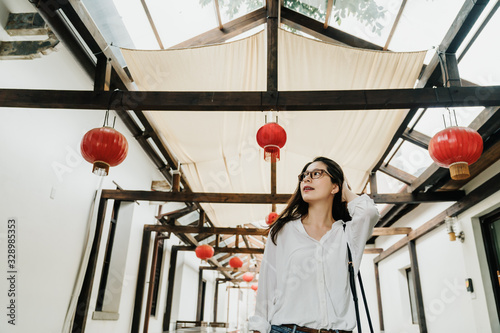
249, 157, 379, 333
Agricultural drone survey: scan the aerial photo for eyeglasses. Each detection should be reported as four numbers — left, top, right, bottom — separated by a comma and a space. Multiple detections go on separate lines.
298, 168, 333, 182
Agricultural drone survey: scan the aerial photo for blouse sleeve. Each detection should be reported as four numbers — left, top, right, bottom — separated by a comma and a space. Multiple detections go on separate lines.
248, 234, 278, 333
343, 194, 380, 273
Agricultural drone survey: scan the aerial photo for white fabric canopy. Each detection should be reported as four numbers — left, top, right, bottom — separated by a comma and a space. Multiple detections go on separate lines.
121, 29, 426, 227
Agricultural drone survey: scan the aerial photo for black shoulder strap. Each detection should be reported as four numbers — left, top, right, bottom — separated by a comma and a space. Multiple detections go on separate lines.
343, 223, 374, 333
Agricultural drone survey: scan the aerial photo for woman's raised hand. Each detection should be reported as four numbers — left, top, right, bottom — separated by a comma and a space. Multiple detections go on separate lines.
341, 179, 358, 203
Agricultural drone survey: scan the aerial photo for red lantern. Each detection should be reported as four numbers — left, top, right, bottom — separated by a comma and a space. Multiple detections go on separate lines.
242, 272, 254, 282
81, 127, 128, 176
251, 284, 258, 291
429, 126, 483, 180
256, 122, 287, 162
266, 212, 279, 225
195, 244, 214, 260
229, 256, 243, 269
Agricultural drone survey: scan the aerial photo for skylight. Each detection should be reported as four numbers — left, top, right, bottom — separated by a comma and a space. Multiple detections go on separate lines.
217, 0, 265, 23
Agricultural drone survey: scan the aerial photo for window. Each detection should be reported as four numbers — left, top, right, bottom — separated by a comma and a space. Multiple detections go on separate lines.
406, 267, 419, 324
92, 201, 136, 319
96, 200, 121, 311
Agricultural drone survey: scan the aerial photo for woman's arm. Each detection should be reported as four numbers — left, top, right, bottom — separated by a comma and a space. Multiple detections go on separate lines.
342, 183, 380, 272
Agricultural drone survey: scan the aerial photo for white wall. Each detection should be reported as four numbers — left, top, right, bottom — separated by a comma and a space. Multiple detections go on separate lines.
355, 251, 381, 333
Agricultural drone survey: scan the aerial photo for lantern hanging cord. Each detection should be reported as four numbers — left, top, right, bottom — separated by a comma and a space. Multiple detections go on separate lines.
445, 107, 458, 127
104, 89, 123, 127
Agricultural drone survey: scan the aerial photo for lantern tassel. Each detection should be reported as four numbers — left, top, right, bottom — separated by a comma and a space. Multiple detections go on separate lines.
449, 162, 470, 180
92, 161, 110, 176
264, 145, 280, 162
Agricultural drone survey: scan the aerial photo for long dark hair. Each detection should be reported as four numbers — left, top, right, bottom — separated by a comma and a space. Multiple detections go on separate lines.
269, 156, 351, 245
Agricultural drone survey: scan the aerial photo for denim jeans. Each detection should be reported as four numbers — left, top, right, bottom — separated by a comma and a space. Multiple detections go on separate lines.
270, 325, 340, 333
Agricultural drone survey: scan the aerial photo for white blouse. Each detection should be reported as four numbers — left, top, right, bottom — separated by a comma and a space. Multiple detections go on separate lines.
248, 195, 379, 333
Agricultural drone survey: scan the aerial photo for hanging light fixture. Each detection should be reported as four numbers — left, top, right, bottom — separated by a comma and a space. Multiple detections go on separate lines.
81, 111, 128, 176
195, 244, 215, 260
266, 212, 279, 225
242, 272, 254, 282
256, 112, 287, 162
229, 256, 243, 269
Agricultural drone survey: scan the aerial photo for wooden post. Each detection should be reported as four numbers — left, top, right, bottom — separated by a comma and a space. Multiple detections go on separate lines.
173, 170, 181, 192
94, 54, 111, 91
374, 262, 384, 331
271, 160, 277, 212
198, 210, 206, 227
409, 240, 427, 333
213, 280, 220, 322
131, 228, 152, 333
267, 0, 278, 92
163, 246, 180, 331
441, 53, 462, 87
143, 232, 160, 333
369, 172, 378, 194
196, 269, 204, 321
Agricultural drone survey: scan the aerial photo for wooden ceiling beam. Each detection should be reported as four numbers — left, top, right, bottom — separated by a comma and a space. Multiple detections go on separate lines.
157, 205, 196, 220
143, 224, 411, 237
171, 8, 266, 49
176, 246, 264, 254
364, 248, 384, 254
3, 86, 500, 111
372, 227, 411, 236
280, 7, 383, 50
101, 189, 464, 204
201, 266, 255, 272
401, 128, 430, 150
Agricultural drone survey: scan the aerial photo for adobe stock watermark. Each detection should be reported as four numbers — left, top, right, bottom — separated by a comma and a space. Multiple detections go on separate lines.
51, 143, 85, 183
424, 278, 465, 322
6, 218, 18, 325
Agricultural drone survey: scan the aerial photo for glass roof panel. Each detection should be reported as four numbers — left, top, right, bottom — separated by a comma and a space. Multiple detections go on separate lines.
217, 0, 265, 24
376, 170, 406, 193
147, 0, 219, 48
456, 0, 499, 58
178, 211, 200, 225
111, 0, 159, 49
387, 0, 465, 63
111, 0, 218, 49
388, 141, 434, 177
457, 6, 500, 85
412, 107, 484, 137
285, 0, 328, 21
327, 0, 403, 48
